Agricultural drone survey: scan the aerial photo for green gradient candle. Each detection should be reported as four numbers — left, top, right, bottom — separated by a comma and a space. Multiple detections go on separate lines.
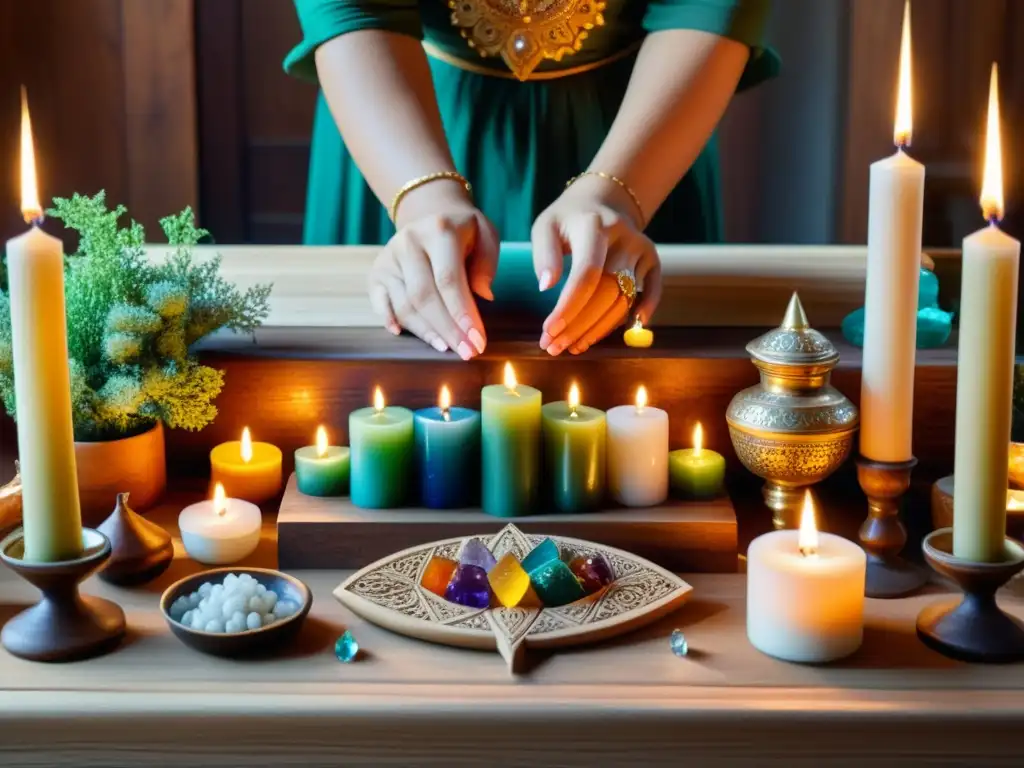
295, 425, 350, 497
349, 387, 414, 509
669, 422, 726, 499
541, 383, 606, 513
481, 362, 541, 517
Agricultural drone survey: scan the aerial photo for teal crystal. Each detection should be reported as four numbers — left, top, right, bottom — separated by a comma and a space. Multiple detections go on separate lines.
669, 629, 688, 658
334, 630, 359, 663
842, 268, 953, 349
522, 538, 560, 574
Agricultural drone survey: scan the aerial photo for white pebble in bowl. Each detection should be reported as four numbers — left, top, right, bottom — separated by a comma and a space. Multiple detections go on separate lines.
174, 573, 290, 634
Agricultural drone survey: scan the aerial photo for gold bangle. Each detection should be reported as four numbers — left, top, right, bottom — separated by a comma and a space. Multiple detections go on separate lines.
565, 171, 646, 228
389, 171, 472, 223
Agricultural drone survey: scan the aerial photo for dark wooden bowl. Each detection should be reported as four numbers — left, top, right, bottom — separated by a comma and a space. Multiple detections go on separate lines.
160, 567, 312, 657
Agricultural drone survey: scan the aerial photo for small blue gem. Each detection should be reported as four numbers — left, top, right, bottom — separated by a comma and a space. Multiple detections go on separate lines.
669, 629, 688, 658
335, 630, 360, 663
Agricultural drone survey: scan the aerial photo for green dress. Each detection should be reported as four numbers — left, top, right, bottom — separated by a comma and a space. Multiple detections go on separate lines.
285, 0, 778, 247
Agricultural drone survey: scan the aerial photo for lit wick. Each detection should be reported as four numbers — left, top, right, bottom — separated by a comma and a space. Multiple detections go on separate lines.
980, 63, 1004, 229
893, 1, 913, 152
503, 362, 520, 398
240, 427, 253, 464
798, 490, 819, 558
213, 483, 228, 519
19, 86, 43, 226
692, 422, 703, 458
635, 385, 648, 414
373, 386, 385, 415
439, 384, 452, 422
315, 425, 329, 458
568, 382, 580, 419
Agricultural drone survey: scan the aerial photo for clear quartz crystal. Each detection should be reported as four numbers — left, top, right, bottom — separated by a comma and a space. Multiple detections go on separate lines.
669, 629, 688, 658
513, 35, 526, 52
335, 630, 359, 663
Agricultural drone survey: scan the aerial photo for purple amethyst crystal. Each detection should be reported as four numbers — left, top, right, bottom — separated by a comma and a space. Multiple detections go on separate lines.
444, 564, 491, 609
458, 537, 497, 572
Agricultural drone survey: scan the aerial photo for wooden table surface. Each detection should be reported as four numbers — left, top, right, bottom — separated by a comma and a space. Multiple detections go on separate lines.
1, 497, 1023, 767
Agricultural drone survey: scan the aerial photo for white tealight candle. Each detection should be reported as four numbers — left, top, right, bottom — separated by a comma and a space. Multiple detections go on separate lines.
178, 483, 262, 565
606, 386, 669, 507
747, 492, 866, 663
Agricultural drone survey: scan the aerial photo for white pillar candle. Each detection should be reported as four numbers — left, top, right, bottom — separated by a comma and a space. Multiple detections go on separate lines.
860, 2, 925, 463
953, 64, 1020, 563
747, 492, 866, 663
178, 483, 262, 565
606, 386, 668, 507
7, 90, 83, 562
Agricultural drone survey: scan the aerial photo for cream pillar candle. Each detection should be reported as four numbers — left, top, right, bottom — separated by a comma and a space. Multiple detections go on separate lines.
606, 386, 668, 507
6, 90, 83, 562
859, 2, 925, 463
952, 64, 1020, 563
747, 492, 866, 663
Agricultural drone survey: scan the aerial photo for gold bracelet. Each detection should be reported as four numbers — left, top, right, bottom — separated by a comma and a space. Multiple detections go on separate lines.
565, 171, 646, 228
389, 171, 472, 223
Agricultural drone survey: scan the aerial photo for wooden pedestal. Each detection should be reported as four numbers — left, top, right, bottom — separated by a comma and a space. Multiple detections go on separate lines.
277, 474, 737, 572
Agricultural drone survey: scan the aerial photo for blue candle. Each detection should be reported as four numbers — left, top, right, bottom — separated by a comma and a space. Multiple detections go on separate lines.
414, 385, 481, 509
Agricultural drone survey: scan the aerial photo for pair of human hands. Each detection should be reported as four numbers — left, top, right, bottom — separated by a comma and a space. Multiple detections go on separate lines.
367, 177, 662, 360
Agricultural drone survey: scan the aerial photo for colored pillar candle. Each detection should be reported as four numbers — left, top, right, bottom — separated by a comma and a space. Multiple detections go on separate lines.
178, 483, 262, 564
413, 385, 480, 508
295, 425, 350, 497
7, 91, 83, 562
210, 427, 283, 504
747, 492, 866, 663
859, 4, 924, 463
953, 65, 1020, 562
541, 382, 606, 513
350, 387, 414, 509
669, 422, 725, 499
606, 386, 668, 507
623, 317, 653, 348
481, 363, 541, 517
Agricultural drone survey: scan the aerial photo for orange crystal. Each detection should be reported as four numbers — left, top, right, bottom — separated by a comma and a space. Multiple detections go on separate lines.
487, 552, 532, 608
421, 556, 458, 597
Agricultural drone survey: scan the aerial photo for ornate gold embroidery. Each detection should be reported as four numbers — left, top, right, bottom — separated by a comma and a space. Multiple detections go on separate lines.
446, 0, 606, 81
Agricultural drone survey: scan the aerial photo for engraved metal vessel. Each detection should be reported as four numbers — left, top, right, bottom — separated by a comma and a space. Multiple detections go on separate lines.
727, 293, 859, 529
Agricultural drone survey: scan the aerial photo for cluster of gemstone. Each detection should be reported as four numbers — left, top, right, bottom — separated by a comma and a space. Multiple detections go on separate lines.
421, 537, 616, 610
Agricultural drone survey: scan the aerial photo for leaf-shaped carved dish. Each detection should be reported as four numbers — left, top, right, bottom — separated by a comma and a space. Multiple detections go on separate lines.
335, 523, 692, 673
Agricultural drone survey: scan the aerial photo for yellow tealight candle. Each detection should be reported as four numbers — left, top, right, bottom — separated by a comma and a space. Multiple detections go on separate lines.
210, 427, 283, 504
623, 317, 653, 348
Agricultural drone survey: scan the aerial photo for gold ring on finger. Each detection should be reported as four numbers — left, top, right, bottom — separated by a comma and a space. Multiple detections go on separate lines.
615, 269, 637, 310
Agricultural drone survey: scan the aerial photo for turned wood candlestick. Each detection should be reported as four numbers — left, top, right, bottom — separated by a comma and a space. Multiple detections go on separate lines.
0, 527, 126, 662
856, 456, 927, 598
96, 492, 174, 586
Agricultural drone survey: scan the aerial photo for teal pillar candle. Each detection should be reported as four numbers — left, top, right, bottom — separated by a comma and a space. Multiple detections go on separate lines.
669, 423, 726, 499
541, 384, 606, 513
349, 388, 415, 509
481, 363, 542, 517
414, 387, 481, 509
295, 426, 350, 497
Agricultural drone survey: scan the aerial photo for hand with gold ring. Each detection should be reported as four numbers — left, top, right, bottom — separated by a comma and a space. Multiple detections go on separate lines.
531, 176, 662, 355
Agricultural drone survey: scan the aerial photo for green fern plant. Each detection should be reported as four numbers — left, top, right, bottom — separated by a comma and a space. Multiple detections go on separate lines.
0, 192, 271, 441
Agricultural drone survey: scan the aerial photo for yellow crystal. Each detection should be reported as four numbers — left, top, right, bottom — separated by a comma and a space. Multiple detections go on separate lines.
487, 553, 531, 608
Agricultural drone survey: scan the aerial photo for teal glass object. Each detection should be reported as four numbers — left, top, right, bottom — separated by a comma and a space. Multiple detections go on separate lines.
349, 406, 415, 509
669, 629, 689, 658
842, 268, 953, 348
334, 630, 359, 663
521, 538, 560, 574
488, 242, 562, 318
528, 559, 587, 607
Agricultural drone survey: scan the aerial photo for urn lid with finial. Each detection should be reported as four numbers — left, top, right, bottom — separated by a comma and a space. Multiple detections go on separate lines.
745, 292, 840, 369
96, 492, 174, 586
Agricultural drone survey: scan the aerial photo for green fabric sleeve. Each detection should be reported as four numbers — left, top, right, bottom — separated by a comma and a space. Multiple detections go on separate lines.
642, 0, 780, 91
283, 0, 423, 82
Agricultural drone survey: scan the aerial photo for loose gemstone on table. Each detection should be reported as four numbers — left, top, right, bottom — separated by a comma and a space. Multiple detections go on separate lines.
569, 554, 615, 593
335, 630, 360, 663
521, 538, 560, 574
459, 537, 497, 572
528, 559, 587, 607
445, 564, 492, 609
421, 556, 458, 597
488, 553, 532, 608
669, 629, 688, 658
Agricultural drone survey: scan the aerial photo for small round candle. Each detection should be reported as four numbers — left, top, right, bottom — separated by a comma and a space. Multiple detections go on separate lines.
210, 427, 283, 504
481, 362, 542, 517
606, 386, 669, 507
178, 483, 262, 565
414, 385, 481, 509
542, 382, 606, 513
669, 422, 726, 499
623, 317, 653, 348
747, 492, 866, 663
350, 387, 414, 509
295, 425, 350, 497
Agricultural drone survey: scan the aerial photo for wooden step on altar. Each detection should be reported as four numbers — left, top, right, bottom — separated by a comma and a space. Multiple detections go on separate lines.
276, 474, 738, 572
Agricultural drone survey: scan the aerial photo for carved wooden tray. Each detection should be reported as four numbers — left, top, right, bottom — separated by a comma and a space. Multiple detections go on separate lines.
335, 523, 692, 673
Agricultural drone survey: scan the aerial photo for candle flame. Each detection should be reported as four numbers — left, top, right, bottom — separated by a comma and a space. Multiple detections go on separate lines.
503, 362, 518, 391
439, 384, 451, 411
693, 422, 703, 456
635, 385, 648, 412
316, 425, 328, 458
240, 427, 253, 463
20, 87, 42, 223
213, 482, 227, 517
798, 490, 819, 557
568, 382, 580, 412
980, 63, 1004, 222
373, 386, 385, 413
893, 1, 913, 147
